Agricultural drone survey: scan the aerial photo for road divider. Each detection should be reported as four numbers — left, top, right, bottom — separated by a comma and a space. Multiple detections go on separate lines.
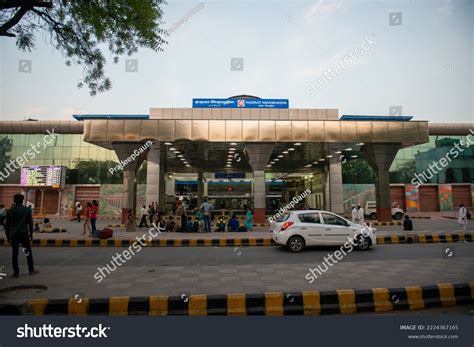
1, 282, 472, 316
0, 232, 472, 247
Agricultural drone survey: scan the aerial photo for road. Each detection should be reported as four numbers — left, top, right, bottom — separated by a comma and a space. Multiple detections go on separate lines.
0, 243, 472, 301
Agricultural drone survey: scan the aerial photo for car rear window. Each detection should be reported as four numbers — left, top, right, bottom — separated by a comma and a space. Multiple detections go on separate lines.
275, 213, 291, 223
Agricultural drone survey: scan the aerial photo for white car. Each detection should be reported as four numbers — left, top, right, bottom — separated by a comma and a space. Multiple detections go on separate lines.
365, 201, 404, 220
271, 210, 376, 252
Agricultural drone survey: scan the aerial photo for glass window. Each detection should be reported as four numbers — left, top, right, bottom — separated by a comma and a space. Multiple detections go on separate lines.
298, 213, 320, 224
321, 213, 348, 226
275, 213, 291, 223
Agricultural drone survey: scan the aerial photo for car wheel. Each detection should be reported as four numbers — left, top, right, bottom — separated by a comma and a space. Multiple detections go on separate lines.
394, 212, 403, 220
369, 212, 377, 220
355, 235, 371, 251
287, 236, 305, 252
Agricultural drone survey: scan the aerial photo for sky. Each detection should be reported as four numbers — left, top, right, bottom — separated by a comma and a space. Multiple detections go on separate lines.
0, 0, 472, 122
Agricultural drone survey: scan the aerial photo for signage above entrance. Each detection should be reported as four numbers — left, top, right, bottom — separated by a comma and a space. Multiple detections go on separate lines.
193, 98, 289, 109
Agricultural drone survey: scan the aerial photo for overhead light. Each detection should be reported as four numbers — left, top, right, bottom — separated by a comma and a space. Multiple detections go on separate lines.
357, 142, 365, 146
312, 161, 318, 164
304, 164, 312, 167
282, 151, 289, 154
185, 164, 191, 167
230, 142, 238, 145
335, 151, 342, 154
278, 155, 283, 158
294, 142, 302, 146
345, 148, 352, 151
180, 158, 186, 161
229, 148, 236, 151
326, 155, 333, 158
319, 159, 325, 161
177, 154, 183, 158
288, 148, 295, 151
227, 155, 233, 158
164, 142, 173, 146
266, 164, 272, 168
270, 162, 275, 164
169, 147, 176, 151
351, 155, 358, 158
274, 158, 279, 161
226, 164, 231, 167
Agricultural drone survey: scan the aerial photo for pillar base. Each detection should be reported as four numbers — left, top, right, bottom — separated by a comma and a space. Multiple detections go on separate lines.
121, 208, 129, 224
376, 207, 392, 222
254, 208, 266, 224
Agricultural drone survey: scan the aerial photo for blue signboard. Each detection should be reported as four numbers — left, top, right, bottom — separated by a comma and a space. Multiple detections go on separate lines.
215, 173, 246, 179
193, 98, 289, 109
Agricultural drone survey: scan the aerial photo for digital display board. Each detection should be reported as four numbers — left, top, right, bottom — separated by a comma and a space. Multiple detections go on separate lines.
20, 166, 65, 188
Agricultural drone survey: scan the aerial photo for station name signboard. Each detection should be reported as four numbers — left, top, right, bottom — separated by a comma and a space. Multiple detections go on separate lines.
20, 165, 65, 189
192, 98, 289, 109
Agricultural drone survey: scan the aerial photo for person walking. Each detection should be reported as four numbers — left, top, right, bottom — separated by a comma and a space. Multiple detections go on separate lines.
82, 202, 92, 236
148, 204, 155, 226
351, 205, 358, 223
125, 209, 136, 232
139, 205, 148, 228
244, 207, 253, 231
75, 202, 82, 222
458, 204, 468, 231
357, 204, 365, 225
176, 203, 187, 232
90, 200, 99, 235
5, 194, 38, 278
200, 197, 214, 233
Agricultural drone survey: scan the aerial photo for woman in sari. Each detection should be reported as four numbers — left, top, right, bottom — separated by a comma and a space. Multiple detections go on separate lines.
244, 208, 253, 231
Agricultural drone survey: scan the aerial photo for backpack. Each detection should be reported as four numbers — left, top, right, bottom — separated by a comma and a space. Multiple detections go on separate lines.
467, 211, 472, 220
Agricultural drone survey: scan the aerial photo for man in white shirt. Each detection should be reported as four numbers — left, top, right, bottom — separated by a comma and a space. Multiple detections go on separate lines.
357, 204, 365, 225
351, 205, 358, 223
458, 204, 468, 231
139, 205, 148, 228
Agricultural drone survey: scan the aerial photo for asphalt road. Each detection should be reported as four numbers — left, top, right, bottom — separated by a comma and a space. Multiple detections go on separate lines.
1, 243, 473, 267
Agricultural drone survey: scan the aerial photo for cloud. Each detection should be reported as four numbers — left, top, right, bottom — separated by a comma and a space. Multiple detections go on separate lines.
304, 0, 345, 23
437, 0, 453, 16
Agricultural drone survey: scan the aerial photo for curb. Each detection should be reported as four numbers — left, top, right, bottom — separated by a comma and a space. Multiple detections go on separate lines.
106, 224, 268, 228
0, 233, 472, 247
107, 222, 402, 228
1, 282, 472, 316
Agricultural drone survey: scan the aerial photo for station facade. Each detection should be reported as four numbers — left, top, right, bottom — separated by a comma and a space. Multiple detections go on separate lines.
0, 99, 473, 223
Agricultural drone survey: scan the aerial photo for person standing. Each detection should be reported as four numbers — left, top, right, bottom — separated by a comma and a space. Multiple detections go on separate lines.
90, 200, 99, 235
244, 207, 253, 231
76, 202, 82, 222
357, 204, 364, 225
458, 204, 468, 231
200, 197, 214, 233
176, 203, 187, 232
403, 215, 413, 231
5, 194, 38, 278
139, 205, 148, 228
351, 205, 358, 223
82, 202, 92, 236
148, 204, 155, 226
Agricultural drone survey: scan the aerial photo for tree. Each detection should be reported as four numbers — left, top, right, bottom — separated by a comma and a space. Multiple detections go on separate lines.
0, 0, 167, 95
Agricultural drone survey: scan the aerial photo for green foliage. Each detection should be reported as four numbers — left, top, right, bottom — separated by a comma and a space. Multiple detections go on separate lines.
1, 0, 167, 95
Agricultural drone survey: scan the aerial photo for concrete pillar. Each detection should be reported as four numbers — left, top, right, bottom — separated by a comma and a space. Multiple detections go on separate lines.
326, 144, 344, 214
361, 143, 401, 222
197, 171, 204, 207
245, 143, 274, 223
112, 142, 150, 223
145, 144, 167, 213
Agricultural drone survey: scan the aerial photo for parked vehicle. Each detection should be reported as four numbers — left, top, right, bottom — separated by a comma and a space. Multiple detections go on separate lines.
271, 210, 376, 252
365, 201, 404, 220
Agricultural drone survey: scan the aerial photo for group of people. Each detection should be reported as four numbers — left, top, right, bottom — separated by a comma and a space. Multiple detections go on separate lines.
74, 201, 99, 236
350, 204, 365, 225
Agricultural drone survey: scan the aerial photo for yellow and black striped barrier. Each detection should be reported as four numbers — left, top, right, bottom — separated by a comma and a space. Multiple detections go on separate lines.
2, 282, 472, 316
0, 233, 471, 247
